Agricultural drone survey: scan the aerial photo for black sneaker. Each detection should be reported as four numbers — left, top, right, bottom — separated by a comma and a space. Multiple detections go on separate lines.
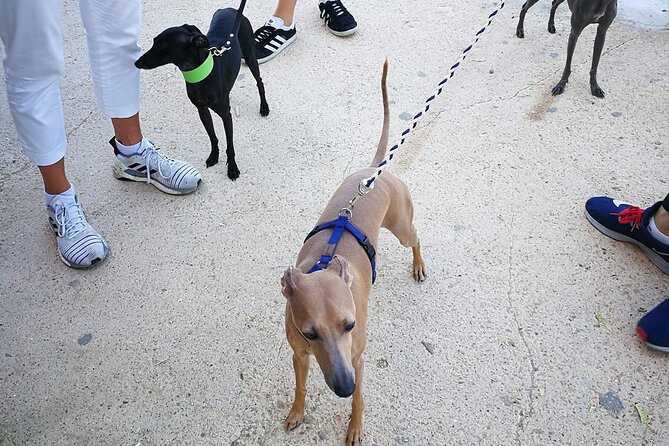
319, 0, 357, 36
254, 18, 297, 64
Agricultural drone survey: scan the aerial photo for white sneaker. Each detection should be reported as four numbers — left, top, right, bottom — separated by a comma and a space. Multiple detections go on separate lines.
112, 138, 202, 195
47, 193, 109, 268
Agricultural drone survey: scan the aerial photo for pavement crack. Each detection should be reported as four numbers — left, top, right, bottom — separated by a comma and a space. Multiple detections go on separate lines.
505, 212, 537, 446
66, 109, 95, 137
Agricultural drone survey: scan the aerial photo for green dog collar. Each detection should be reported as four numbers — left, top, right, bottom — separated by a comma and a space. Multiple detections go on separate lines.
181, 52, 214, 84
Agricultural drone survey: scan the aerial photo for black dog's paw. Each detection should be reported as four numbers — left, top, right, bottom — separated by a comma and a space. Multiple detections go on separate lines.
206, 155, 219, 168
260, 102, 270, 117
591, 84, 605, 99
227, 162, 240, 181
548, 23, 556, 34
516, 28, 525, 39
551, 83, 566, 96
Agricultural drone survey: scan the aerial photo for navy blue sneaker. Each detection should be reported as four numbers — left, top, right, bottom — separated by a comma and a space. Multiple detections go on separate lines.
636, 299, 669, 353
585, 197, 669, 274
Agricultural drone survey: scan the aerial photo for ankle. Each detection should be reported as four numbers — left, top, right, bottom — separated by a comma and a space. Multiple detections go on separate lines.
654, 207, 669, 236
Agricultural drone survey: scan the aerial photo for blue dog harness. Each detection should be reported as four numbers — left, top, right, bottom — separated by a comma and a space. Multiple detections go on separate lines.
304, 213, 377, 284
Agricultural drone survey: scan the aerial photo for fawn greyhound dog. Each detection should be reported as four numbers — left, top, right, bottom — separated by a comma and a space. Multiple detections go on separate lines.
135, 0, 269, 180
516, 0, 618, 98
281, 61, 426, 446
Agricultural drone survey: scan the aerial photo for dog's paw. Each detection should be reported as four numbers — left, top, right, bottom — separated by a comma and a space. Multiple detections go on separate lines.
548, 23, 556, 34
591, 84, 605, 98
413, 263, 427, 282
260, 102, 270, 117
227, 162, 240, 181
346, 422, 362, 446
284, 408, 304, 431
205, 156, 219, 168
551, 83, 566, 96
516, 28, 525, 39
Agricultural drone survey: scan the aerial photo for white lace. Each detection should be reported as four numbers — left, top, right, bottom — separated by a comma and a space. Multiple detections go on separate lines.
54, 201, 87, 238
142, 146, 176, 184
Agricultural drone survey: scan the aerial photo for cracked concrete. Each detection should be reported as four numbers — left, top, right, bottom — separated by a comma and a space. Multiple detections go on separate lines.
1, 0, 668, 445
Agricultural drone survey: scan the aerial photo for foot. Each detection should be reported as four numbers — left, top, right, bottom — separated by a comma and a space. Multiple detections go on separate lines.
254, 18, 297, 64
111, 138, 202, 195
283, 406, 304, 430
585, 197, 669, 274
319, 0, 358, 37
552, 82, 566, 96
47, 192, 108, 269
346, 419, 362, 446
637, 299, 669, 353
516, 28, 525, 38
591, 82, 605, 98
548, 23, 556, 34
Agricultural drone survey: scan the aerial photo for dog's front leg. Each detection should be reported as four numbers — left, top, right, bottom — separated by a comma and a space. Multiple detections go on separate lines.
220, 104, 240, 180
552, 17, 586, 95
197, 106, 220, 168
346, 357, 364, 446
284, 352, 309, 430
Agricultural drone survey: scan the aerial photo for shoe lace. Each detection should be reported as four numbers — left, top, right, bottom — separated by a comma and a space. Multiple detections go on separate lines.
320, 0, 348, 22
143, 145, 176, 184
54, 201, 87, 238
611, 206, 644, 231
255, 26, 276, 44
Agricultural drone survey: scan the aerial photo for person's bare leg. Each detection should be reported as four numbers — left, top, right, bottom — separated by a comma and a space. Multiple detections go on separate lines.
38, 158, 70, 195
273, 0, 298, 26
111, 113, 142, 146
655, 206, 669, 236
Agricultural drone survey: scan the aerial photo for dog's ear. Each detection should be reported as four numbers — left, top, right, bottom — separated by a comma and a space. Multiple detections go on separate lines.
192, 34, 210, 49
281, 266, 300, 299
330, 256, 353, 288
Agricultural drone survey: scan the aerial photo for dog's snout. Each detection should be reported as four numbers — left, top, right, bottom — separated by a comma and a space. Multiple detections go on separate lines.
134, 58, 144, 69
333, 379, 355, 398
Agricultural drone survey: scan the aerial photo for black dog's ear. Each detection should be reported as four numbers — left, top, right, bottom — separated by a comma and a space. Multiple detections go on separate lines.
192, 34, 210, 49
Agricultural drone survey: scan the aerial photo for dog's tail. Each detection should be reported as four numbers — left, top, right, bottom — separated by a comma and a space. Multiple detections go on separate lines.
371, 59, 390, 167
232, 0, 247, 36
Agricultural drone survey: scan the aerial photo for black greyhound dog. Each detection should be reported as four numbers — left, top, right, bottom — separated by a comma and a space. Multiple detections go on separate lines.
135, 0, 269, 180
516, 0, 618, 98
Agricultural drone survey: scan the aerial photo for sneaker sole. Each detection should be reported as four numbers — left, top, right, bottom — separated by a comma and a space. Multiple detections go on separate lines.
328, 24, 357, 37
585, 209, 669, 275
257, 33, 297, 64
48, 223, 109, 269
112, 162, 201, 196
644, 341, 669, 353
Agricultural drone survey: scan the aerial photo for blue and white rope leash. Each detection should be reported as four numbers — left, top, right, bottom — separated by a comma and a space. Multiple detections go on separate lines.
360, 1, 506, 191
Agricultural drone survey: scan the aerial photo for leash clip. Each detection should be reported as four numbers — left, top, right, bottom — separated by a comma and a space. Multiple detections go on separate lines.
339, 208, 353, 219
208, 46, 231, 57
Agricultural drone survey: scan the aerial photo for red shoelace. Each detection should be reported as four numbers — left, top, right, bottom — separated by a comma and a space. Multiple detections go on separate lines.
611, 206, 644, 231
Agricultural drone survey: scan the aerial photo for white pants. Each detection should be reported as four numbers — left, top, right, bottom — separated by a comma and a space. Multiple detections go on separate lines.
0, 0, 141, 166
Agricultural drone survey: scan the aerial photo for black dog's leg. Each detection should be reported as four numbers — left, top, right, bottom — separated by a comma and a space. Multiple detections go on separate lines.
548, 0, 566, 33
197, 106, 220, 167
552, 17, 586, 96
516, 0, 541, 38
217, 104, 240, 180
590, 8, 615, 98
239, 19, 270, 116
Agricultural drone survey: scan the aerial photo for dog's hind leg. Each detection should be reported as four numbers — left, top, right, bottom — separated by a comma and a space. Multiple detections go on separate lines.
239, 18, 270, 116
589, 8, 616, 98
516, 0, 541, 38
382, 179, 426, 282
548, 0, 566, 33
197, 106, 220, 167
284, 353, 309, 430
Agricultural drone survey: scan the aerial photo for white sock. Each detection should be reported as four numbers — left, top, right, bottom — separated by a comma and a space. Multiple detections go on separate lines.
116, 138, 143, 156
266, 16, 294, 30
649, 216, 669, 245
45, 184, 75, 205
